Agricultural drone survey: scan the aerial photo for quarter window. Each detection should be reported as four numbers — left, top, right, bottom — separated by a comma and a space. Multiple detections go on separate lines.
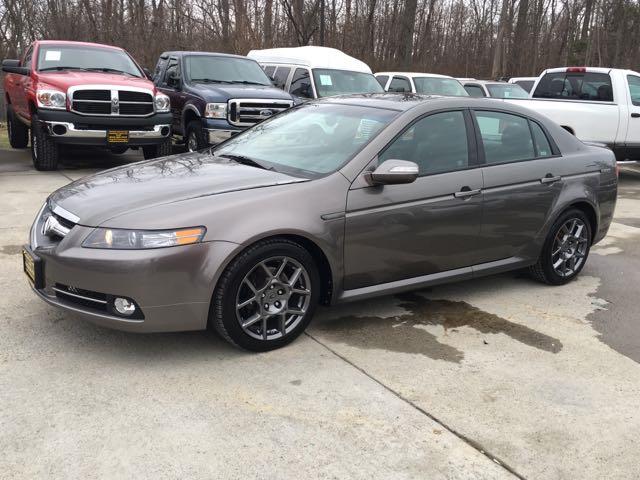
289, 68, 313, 98
388, 76, 411, 93
475, 111, 535, 164
627, 75, 640, 106
379, 111, 469, 175
530, 121, 553, 157
272, 67, 291, 90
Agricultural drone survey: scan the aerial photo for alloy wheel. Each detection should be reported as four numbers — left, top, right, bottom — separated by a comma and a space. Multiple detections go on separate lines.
187, 131, 198, 152
551, 218, 589, 277
235, 256, 312, 341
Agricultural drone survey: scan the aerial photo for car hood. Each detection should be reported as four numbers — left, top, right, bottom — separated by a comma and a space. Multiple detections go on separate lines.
49, 152, 307, 227
188, 83, 293, 101
37, 71, 155, 93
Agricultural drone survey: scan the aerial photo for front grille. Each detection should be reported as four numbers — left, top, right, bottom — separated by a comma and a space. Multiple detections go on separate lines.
228, 99, 293, 127
70, 88, 155, 117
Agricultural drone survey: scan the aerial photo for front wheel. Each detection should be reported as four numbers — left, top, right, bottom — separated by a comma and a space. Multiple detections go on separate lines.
211, 239, 320, 351
529, 209, 592, 285
185, 120, 207, 152
142, 137, 172, 160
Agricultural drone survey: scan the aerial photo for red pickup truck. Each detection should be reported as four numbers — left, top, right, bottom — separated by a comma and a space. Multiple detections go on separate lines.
2, 40, 173, 170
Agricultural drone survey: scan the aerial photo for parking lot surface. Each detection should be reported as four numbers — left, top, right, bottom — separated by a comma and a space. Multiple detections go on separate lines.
2, 148, 640, 479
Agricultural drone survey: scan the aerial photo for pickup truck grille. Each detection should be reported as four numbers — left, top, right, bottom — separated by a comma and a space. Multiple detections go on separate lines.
70, 87, 155, 117
227, 99, 293, 127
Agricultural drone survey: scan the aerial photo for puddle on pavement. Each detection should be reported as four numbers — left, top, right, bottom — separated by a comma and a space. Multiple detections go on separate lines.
0, 244, 22, 255
314, 292, 562, 362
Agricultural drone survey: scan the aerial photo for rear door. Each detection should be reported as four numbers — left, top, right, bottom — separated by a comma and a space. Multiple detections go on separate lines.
343, 109, 483, 289
472, 109, 565, 263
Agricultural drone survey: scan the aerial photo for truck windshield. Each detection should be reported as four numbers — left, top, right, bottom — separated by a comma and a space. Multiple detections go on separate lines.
486, 84, 529, 99
37, 45, 143, 77
213, 103, 397, 178
312, 69, 384, 97
185, 56, 271, 86
412, 77, 468, 96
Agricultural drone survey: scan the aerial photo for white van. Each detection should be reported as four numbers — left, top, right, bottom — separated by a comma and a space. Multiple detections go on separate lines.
247, 46, 383, 100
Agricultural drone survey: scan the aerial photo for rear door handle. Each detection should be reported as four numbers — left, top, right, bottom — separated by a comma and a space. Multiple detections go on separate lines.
454, 187, 481, 199
540, 175, 561, 184
631, 113, 640, 118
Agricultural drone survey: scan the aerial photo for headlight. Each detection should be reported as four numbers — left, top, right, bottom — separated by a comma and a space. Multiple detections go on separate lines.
154, 93, 170, 112
205, 102, 227, 119
82, 227, 206, 249
36, 89, 66, 110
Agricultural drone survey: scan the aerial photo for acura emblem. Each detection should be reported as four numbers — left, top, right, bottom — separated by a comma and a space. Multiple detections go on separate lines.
260, 109, 273, 118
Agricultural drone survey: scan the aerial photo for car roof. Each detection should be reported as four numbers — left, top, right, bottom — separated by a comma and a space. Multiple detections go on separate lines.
247, 46, 373, 74
160, 51, 250, 61
375, 71, 458, 80
35, 40, 123, 51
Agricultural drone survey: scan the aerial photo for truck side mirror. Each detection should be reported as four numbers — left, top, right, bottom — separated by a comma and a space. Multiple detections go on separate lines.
2, 59, 29, 75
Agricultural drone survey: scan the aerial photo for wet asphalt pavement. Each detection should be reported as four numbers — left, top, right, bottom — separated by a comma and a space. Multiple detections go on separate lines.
1, 146, 640, 479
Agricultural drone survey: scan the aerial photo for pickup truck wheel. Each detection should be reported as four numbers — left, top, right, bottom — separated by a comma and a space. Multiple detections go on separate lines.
7, 107, 29, 149
142, 137, 172, 160
30, 114, 58, 171
186, 121, 207, 152
529, 208, 592, 285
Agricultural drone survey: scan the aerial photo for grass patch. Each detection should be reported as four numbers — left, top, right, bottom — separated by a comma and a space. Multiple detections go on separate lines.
0, 123, 10, 150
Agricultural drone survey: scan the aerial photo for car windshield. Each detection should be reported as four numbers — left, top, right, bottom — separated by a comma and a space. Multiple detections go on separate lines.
186, 56, 271, 85
312, 69, 384, 97
213, 103, 398, 177
412, 77, 469, 96
37, 45, 142, 77
486, 83, 529, 98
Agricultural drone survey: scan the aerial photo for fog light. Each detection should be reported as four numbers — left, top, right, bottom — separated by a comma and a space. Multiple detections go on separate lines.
114, 297, 136, 316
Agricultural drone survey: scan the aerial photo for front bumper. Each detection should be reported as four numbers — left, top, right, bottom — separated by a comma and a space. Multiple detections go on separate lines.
202, 118, 244, 145
28, 223, 240, 332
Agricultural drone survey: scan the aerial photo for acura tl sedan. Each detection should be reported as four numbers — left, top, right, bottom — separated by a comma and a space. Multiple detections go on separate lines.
23, 94, 618, 351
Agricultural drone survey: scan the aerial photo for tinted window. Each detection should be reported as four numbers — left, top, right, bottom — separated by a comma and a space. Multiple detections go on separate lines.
533, 71, 613, 101
514, 80, 534, 92
289, 68, 313, 98
36, 44, 143, 77
412, 77, 468, 96
486, 83, 529, 98
388, 76, 411, 93
376, 75, 389, 88
465, 85, 485, 97
627, 75, 640, 106
475, 111, 535, 164
23, 47, 33, 69
264, 65, 276, 76
312, 69, 383, 97
153, 57, 168, 83
163, 59, 180, 86
379, 111, 469, 175
530, 121, 553, 157
272, 67, 291, 89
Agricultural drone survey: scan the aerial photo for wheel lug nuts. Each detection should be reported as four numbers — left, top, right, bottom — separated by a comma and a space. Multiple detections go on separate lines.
278, 290, 284, 295
275, 301, 281, 308
264, 303, 269, 309
261, 293, 265, 298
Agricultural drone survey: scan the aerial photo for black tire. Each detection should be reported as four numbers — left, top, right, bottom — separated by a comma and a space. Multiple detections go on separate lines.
529, 208, 592, 285
185, 120, 207, 152
30, 113, 58, 171
142, 137, 172, 160
7, 107, 29, 148
211, 238, 320, 352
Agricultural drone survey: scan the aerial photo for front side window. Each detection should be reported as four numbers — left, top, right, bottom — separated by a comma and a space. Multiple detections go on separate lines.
413, 77, 468, 96
36, 44, 143, 77
475, 111, 535, 164
627, 75, 640, 106
376, 75, 389, 88
486, 83, 529, 99
214, 103, 397, 177
185, 56, 271, 86
312, 69, 383, 97
379, 111, 469, 175
289, 68, 313, 98
465, 85, 485, 97
272, 67, 291, 89
23, 47, 33, 69
264, 65, 276, 77
388, 76, 412, 93
533, 72, 614, 101
163, 59, 180, 86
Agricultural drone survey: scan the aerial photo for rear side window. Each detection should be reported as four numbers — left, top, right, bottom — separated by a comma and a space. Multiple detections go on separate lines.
475, 111, 535, 164
465, 85, 485, 97
376, 75, 389, 88
388, 76, 411, 93
289, 68, 313, 98
272, 67, 291, 90
533, 72, 613, 101
627, 75, 640, 106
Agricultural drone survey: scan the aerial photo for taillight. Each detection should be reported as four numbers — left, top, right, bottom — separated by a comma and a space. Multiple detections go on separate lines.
566, 67, 587, 73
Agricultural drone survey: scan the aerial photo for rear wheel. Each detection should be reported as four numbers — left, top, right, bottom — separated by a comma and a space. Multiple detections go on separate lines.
186, 120, 206, 152
7, 107, 29, 148
529, 208, 592, 285
31, 114, 58, 171
211, 239, 320, 351
142, 137, 172, 160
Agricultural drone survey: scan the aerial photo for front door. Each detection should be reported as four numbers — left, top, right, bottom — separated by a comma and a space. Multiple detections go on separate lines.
157, 57, 184, 133
343, 110, 483, 290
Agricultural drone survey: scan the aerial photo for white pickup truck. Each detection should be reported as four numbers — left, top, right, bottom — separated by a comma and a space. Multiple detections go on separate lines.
508, 67, 640, 161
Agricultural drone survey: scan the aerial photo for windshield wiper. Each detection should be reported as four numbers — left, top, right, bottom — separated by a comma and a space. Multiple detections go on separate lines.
39, 66, 90, 72
217, 154, 273, 171
191, 78, 234, 84
86, 67, 138, 77
229, 80, 270, 86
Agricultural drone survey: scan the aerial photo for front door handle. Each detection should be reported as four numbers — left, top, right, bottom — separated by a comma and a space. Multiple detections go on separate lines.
631, 113, 640, 118
540, 174, 561, 184
454, 187, 481, 199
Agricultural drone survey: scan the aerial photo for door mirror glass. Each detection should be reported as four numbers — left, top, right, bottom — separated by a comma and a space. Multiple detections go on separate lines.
2, 59, 28, 75
367, 159, 419, 185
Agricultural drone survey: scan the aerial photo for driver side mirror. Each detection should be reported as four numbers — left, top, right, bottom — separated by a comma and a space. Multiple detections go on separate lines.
2, 59, 29, 75
365, 159, 419, 185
